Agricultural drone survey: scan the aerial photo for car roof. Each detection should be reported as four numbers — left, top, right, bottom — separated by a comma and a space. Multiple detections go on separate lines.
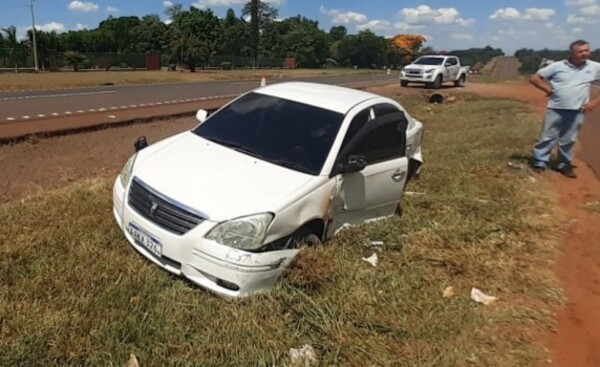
254, 81, 381, 114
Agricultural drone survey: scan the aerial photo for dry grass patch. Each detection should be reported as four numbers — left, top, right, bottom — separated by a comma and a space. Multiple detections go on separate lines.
0, 91, 564, 366
0, 69, 380, 91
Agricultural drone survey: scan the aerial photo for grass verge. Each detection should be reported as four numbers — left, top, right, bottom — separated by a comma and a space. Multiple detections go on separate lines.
0, 69, 380, 91
0, 92, 564, 366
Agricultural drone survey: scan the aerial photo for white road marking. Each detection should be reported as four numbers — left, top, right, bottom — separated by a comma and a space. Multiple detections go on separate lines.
37, 114, 45, 118
77, 110, 85, 113
6, 117, 15, 121
0, 90, 116, 101
65, 111, 72, 115
51, 113, 59, 116
22, 116, 30, 119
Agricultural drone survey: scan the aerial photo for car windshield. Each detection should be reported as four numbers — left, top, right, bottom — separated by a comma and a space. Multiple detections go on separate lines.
413, 57, 444, 66
192, 92, 344, 175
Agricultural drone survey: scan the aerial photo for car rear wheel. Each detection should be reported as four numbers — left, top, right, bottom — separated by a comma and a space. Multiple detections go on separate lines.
432, 75, 442, 89
454, 74, 466, 87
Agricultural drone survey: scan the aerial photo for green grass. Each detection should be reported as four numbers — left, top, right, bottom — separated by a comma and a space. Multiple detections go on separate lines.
0, 93, 564, 366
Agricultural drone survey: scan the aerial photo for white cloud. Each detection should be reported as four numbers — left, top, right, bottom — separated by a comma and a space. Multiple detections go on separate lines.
523, 8, 555, 21
320, 6, 367, 25
357, 20, 391, 32
490, 7, 555, 21
75, 23, 88, 30
565, 0, 597, 7
393, 22, 425, 31
399, 5, 474, 27
162, 0, 173, 7
38, 22, 66, 33
581, 5, 600, 15
490, 8, 522, 21
106, 6, 119, 13
572, 27, 584, 33
68, 1, 99, 12
192, 0, 282, 6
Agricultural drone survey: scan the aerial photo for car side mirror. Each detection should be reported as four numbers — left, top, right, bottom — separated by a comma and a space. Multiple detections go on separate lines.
196, 109, 208, 123
340, 154, 367, 174
134, 136, 148, 152
445, 63, 451, 67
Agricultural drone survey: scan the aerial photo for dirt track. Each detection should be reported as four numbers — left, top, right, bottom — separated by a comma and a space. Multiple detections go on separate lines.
1, 80, 600, 365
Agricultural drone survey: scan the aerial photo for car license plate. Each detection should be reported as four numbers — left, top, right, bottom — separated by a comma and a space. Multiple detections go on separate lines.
127, 222, 162, 257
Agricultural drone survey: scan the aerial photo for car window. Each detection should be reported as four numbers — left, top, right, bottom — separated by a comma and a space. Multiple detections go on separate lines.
192, 92, 344, 175
373, 103, 400, 117
447, 58, 458, 66
339, 109, 371, 154
354, 116, 406, 164
413, 57, 444, 66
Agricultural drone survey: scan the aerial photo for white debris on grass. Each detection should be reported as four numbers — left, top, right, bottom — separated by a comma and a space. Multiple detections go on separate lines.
289, 344, 317, 366
443, 286, 455, 299
362, 253, 378, 267
470, 287, 498, 305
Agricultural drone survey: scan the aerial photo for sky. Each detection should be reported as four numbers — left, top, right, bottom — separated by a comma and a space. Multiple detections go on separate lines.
0, 0, 598, 54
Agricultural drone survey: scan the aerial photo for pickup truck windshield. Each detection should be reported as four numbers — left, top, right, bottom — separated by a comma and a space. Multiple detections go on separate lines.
193, 92, 344, 175
413, 57, 445, 66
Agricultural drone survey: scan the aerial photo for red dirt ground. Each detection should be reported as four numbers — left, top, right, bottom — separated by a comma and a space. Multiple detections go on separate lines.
1, 81, 599, 365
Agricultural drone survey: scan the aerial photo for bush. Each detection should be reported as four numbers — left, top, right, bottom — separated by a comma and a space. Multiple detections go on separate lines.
169, 63, 177, 71
120, 62, 128, 69
98, 57, 112, 71
220, 61, 233, 70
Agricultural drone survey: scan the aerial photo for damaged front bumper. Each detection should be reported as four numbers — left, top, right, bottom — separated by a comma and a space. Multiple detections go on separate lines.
113, 178, 299, 298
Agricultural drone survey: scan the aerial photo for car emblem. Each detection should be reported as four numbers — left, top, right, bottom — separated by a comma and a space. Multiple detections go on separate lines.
150, 202, 159, 217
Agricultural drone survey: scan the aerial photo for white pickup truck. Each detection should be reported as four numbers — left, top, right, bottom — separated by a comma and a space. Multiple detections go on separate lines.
399, 55, 468, 88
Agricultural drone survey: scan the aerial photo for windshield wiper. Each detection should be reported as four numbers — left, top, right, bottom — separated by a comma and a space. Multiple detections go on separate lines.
206, 138, 264, 159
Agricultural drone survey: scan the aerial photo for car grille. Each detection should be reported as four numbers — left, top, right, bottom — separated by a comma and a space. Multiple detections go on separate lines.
128, 177, 205, 235
405, 69, 422, 75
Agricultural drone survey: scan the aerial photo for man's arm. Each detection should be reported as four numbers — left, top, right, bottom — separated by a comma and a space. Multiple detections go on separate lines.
530, 73, 552, 96
581, 93, 600, 112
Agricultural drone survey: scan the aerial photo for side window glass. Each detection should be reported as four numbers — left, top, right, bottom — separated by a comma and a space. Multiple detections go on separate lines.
339, 109, 370, 153
373, 103, 400, 118
355, 114, 407, 164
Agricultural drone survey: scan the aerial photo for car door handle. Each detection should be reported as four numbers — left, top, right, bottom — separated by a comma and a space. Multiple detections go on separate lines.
392, 172, 406, 182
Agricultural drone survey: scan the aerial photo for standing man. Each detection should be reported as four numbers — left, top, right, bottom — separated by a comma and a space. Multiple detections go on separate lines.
530, 40, 600, 178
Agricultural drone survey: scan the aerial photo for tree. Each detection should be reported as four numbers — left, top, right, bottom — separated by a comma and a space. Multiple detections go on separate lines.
329, 26, 347, 42
242, 0, 279, 66
27, 30, 60, 70
130, 15, 167, 53
63, 51, 86, 71
98, 16, 142, 53
338, 30, 387, 68
218, 9, 249, 59
167, 6, 222, 71
1, 26, 25, 72
387, 34, 426, 67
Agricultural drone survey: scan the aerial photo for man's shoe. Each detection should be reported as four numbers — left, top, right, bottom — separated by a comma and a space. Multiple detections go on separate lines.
558, 166, 577, 178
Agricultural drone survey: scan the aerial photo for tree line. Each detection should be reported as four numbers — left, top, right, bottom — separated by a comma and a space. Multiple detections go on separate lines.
2, 0, 596, 73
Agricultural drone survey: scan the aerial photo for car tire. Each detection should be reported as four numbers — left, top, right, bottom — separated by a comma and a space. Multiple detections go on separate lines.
285, 230, 322, 249
400, 80, 408, 87
454, 74, 466, 87
432, 75, 442, 89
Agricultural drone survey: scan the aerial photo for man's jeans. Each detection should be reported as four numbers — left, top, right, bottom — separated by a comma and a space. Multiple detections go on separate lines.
533, 108, 584, 169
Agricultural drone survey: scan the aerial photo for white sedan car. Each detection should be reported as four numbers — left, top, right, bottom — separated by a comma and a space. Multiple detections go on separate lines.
113, 82, 423, 297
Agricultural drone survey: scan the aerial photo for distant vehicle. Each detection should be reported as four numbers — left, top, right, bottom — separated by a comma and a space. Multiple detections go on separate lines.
539, 58, 555, 68
113, 82, 424, 297
399, 55, 469, 88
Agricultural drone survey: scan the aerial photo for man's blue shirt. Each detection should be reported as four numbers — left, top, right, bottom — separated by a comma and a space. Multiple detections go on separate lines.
538, 59, 600, 110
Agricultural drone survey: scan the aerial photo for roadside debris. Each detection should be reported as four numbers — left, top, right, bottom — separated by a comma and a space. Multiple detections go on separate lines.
289, 344, 317, 366
443, 286, 455, 299
370, 241, 384, 247
125, 353, 140, 367
404, 191, 426, 196
362, 253, 378, 267
470, 287, 498, 305
507, 161, 523, 170
334, 223, 353, 236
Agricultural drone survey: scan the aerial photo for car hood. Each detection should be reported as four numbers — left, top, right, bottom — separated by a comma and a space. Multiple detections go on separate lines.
131, 132, 315, 221
405, 64, 441, 70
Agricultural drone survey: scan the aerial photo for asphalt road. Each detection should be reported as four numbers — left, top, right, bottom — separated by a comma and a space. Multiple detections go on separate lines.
0, 74, 397, 122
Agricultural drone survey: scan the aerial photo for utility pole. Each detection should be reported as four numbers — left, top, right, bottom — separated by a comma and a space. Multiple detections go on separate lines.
29, 0, 39, 72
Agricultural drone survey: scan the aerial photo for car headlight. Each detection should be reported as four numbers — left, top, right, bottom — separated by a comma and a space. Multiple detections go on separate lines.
206, 213, 274, 250
119, 153, 137, 187
424, 68, 434, 73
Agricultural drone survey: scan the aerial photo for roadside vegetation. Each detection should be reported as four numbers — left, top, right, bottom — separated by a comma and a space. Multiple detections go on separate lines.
0, 90, 564, 366
0, 68, 381, 91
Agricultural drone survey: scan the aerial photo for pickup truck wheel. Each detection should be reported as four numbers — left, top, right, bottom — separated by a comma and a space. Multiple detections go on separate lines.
400, 80, 408, 87
454, 74, 466, 87
432, 75, 442, 89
